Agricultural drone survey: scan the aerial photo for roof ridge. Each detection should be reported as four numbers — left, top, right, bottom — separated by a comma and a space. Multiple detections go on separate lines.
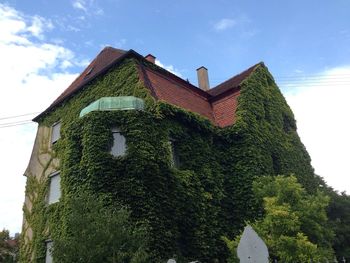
213, 62, 263, 89
137, 62, 159, 99
33, 45, 264, 127
141, 59, 211, 99
144, 66, 210, 100
33, 47, 129, 121
208, 62, 263, 97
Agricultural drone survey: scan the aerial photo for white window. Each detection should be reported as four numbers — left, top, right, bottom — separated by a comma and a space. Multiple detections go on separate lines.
51, 122, 61, 145
48, 172, 61, 204
110, 127, 126, 157
45, 241, 53, 263
169, 139, 180, 168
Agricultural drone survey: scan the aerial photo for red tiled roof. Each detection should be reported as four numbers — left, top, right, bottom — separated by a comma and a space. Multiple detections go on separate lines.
34, 47, 260, 127
6, 239, 17, 248
211, 89, 241, 127
33, 47, 127, 121
52, 47, 126, 106
142, 67, 215, 122
208, 62, 262, 97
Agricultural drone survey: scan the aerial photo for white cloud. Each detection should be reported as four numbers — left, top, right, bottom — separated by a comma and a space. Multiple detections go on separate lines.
155, 59, 182, 77
283, 66, 350, 193
72, 0, 87, 12
72, 0, 104, 16
27, 16, 54, 39
0, 4, 54, 43
213, 18, 236, 31
0, 3, 79, 234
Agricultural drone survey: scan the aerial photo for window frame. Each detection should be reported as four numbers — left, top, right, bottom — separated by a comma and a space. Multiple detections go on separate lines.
47, 171, 61, 205
45, 240, 53, 263
110, 127, 127, 157
169, 138, 180, 168
50, 121, 61, 145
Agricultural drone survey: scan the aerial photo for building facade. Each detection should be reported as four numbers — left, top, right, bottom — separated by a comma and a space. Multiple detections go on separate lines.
21, 47, 318, 262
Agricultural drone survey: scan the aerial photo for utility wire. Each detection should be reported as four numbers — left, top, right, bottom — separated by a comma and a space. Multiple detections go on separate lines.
0, 121, 34, 129
278, 82, 350, 85
0, 74, 349, 129
0, 112, 39, 121
0, 119, 34, 126
209, 73, 350, 82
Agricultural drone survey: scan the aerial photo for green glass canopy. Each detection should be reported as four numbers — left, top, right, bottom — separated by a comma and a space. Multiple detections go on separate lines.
79, 96, 144, 117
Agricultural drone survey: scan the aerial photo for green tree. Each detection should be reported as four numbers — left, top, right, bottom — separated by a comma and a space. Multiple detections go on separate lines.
225, 175, 334, 263
0, 229, 19, 263
253, 175, 334, 262
327, 191, 350, 260
51, 192, 149, 263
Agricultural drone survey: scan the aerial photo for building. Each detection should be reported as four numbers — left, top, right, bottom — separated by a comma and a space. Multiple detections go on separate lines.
21, 47, 318, 262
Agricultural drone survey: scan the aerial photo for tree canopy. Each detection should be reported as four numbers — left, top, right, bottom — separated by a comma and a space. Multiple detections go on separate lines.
51, 192, 149, 263
0, 229, 19, 263
252, 175, 334, 261
326, 190, 350, 259
225, 175, 334, 263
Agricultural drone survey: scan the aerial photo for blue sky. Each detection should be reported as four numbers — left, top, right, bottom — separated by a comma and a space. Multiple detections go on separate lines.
0, 0, 350, 234
7, 0, 350, 85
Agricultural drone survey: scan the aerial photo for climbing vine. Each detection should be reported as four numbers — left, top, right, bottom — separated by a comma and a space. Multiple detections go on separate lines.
21, 59, 323, 262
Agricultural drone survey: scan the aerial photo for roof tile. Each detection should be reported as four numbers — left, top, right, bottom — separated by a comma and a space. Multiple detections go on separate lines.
208, 62, 262, 97
35, 47, 260, 127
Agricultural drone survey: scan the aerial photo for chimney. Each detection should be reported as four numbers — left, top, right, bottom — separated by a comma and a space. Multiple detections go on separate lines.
196, 66, 210, 91
145, 54, 156, 63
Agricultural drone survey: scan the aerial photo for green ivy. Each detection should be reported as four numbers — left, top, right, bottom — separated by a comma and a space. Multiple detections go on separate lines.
21, 59, 324, 262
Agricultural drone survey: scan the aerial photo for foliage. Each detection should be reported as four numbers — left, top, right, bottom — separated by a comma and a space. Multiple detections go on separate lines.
224, 176, 334, 263
51, 192, 148, 263
218, 64, 323, 240
252, 175, 334, 262
313, 177, 350, 259
0, 229, 19, 263
326, 189, 350, 260
20, 140, 63, 262
22, 58, 328, 262
221, 236, 239, 263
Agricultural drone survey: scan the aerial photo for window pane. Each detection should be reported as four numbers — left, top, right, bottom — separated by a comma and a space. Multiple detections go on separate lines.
48, 173, 61, 204
45, 241, 53, 263
169, 140, 180, 168
111, 132, 126, 157
51, 122, 61, 144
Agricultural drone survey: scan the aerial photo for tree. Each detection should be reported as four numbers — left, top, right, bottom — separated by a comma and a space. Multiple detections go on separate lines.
225, 175, 334, 263
51, 192, 149, 263
305, 174, 350, 260
327, 191, 350, 260
0, 229, 19, 263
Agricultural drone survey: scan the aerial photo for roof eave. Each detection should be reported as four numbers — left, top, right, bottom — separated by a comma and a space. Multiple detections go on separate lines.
209, 85, 241, 103
33, 49, 140, 122
33, 49, 212, 123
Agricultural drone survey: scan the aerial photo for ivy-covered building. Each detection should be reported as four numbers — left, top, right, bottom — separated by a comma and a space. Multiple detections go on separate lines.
21, 47, 320, 262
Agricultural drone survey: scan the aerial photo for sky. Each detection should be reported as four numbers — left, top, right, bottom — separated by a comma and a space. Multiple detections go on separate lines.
0, 0, 349, 235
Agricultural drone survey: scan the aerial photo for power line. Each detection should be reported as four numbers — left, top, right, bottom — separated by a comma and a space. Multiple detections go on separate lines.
275, 74, 350, 79
277, 81, 350, 86
0, 121, 34, 129
276, 77, 350, 81
0, 119, 34, 126
209, 73, 350, 83
0, 74, 349, 129
0, 112, 39, 121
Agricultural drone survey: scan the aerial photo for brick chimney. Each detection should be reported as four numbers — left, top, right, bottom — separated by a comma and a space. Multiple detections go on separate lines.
196, 66, 210, 91
145, 54, 156, 63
